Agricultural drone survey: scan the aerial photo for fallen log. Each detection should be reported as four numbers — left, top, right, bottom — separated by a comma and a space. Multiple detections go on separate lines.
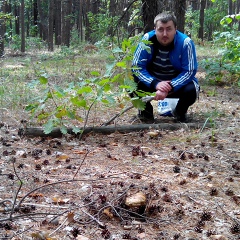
18, 122, 212, 138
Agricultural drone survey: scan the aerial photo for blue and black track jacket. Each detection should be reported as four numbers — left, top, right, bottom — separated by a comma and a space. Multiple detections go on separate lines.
132, 30, 199, 92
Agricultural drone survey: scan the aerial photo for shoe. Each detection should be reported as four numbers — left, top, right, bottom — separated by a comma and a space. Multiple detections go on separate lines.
138, 114, 155, 124
130, 114, 155, 124
172, 109, 188, 123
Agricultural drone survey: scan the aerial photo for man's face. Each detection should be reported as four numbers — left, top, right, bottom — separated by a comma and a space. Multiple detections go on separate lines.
155, 20, 176, 46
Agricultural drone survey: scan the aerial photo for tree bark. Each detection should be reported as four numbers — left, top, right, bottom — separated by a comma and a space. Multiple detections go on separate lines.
237, 0, 240, 30
48, 0, 54, 51
141, 0, 160, 33
19, 122, 212, 138
61, 0, 72, 46
14, 4, 20, 35
37, 0, 48, 41
0, 1, 7, 57
55, 0, 61, 45
78, 0, 84, 41
84, 0, 91, 42
191, 0, 198, 10
173, 0, 187, 33
198, 0, 206, 41
228, 0, 233, 15
20, 0, 25, 52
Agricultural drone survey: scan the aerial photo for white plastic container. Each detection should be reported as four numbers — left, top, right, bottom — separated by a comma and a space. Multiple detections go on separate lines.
158, 98, 179, 116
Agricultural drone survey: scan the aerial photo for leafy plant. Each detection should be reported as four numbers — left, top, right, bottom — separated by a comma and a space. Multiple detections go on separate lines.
25, 37, 146, 134
199, 29, 240, 86
87, 12, 119, 43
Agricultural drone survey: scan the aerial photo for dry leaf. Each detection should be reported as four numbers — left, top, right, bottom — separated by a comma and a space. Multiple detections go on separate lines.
103, 207, 114, 218
146, 131, 159, 137
110, 142, 118, 146
210, 235, 228, 240
56, 154, 69, 160
76, 235, 89, 240
67, 212, 75, 223
52, 197, 70, 205
31, 231, 49, 240
29, 193, 44, 199
118, 103, 124, 109
125, 192, 147, 207
0, 207, 5, 213
73, 150, 87, 154
137, 232, 146, 239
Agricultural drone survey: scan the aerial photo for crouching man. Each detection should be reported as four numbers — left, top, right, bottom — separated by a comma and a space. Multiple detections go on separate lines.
132, 12, 200, 123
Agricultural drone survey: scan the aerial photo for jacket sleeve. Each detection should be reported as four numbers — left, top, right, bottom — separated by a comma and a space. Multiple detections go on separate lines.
132, 34, 158, 90
171, 38, 198, 92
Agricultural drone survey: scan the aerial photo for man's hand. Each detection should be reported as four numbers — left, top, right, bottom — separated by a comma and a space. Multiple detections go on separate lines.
154, 81, 172, 100
155, 81, 172, 92
154, 90, 168, 100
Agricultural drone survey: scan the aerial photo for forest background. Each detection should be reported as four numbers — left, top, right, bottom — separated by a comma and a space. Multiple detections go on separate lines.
0, 0, 240, 239
0, 0, 239, 133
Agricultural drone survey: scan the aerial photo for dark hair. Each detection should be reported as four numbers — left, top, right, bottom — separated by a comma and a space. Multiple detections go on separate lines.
154, 12, 177, 28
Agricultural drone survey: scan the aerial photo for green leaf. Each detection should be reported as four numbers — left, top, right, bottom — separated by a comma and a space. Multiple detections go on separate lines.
90, 71, 100, 76
104, 62, 116, 77
103, 84, 111, 92
112, 47, 123, 53
54, 86, 66, 97
77, 86, 92, 94
67, 110, 76, 119
119, 85, 133, 89
25, 104, 39, 112
105, 95, 115, 104
43, 120, 55, 134
27, 80, 40, 88
98, 78, 110, 86
101, 99, 109, 104
71, 97, 87, 107
132, 99, 146, 110
37, 112, 50, 121
116, 61, 127, 68
55, 108, 67, 118
60, 126, 68, 134
39, 75, 48, 84
122, 39, 130, 51
72, 126, 81, 134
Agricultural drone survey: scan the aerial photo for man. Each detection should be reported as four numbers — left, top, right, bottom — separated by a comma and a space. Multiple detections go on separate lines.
132, 12, 199, 123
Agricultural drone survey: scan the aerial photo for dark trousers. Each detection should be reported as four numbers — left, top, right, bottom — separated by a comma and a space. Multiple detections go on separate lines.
134, 80, 198, 119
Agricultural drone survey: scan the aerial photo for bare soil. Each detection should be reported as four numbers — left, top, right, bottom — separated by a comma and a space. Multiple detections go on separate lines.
0, 75, 240, 240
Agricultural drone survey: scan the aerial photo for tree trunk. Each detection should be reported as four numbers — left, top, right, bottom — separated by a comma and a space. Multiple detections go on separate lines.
173, 0, 187, 33
78, 0, 84, 41
198, 0, 206, 41
14, 4, 20, 35
48, 0, 54, 51
141, 0, 160, 33
37, 0, 48, 41
26, 9, 29, 37
191, 0, 198, 10
61, 0, 67, 46
61, 0, 72, 46
32, 0, 38, 37
0, 1, 7, 57
107, 0, 116, 36
228, 0, 233, 14
55, 0, 61, 45
7, 1, 12, 38
84, 0, 91, 42
237, 0, 240, 30
20, 0, 25, 52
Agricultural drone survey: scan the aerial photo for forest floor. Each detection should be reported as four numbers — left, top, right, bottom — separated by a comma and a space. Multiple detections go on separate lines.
0, 67, 240, 240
